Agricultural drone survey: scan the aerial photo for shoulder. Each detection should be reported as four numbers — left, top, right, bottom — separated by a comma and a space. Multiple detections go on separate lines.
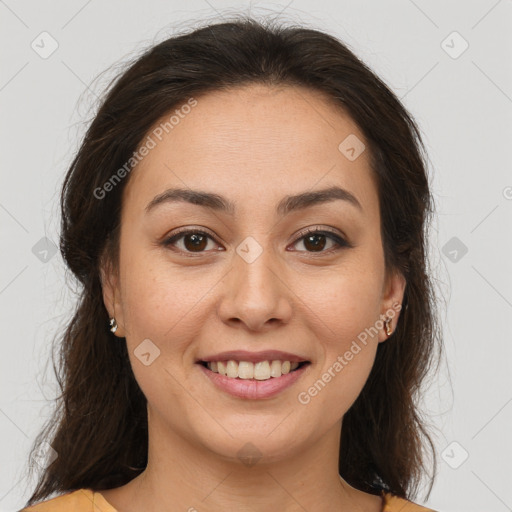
20, 489, 117, 512
382, 492, 439, 512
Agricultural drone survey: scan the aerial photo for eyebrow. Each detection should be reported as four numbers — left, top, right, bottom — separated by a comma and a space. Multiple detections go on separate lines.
145, 185, 363, 215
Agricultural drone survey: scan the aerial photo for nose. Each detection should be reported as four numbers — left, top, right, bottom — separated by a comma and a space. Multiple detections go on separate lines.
217, 245, 293, 332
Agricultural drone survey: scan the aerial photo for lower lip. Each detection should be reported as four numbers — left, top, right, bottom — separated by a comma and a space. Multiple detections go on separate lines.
197, 363, 310, 399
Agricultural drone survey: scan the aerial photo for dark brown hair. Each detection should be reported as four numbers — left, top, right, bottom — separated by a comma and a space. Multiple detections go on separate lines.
25, 16, 442, 506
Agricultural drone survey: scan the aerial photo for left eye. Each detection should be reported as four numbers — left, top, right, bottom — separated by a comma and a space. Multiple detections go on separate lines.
162, 228, 348, 254
291, 229, 347, 253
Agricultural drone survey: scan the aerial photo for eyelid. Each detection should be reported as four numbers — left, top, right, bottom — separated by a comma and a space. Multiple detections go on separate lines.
293, 226, 347, 242
163, 225, 218, 241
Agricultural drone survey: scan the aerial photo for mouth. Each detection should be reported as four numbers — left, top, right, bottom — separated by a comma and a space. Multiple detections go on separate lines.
197, 359, 311, 380
195, 352, 311, 400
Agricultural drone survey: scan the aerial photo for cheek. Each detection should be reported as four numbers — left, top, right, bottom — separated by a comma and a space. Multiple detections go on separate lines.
295, 261, 384, 340
294, 266, 382, 415
299, 328, 379, 425
119, 243, 213, 342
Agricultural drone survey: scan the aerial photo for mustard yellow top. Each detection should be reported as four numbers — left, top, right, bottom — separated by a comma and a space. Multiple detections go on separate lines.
20, 488, 437, 511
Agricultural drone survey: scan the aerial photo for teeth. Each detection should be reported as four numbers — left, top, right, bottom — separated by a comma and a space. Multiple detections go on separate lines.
254, 361, 270, 380
226, 360, 238, 378
238, 361, 255, 379
217, 361, 227, 376
205, 360, 302, 380
270, 360, 282, 378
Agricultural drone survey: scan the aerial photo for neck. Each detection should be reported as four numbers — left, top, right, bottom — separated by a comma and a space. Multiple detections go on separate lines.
105, 412, 379, 512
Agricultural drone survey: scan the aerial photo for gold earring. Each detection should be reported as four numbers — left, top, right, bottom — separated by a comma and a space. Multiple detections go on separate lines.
385, 317, 393, 337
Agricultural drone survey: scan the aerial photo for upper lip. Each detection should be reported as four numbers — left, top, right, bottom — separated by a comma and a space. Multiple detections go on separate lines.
197, 350, 309, 364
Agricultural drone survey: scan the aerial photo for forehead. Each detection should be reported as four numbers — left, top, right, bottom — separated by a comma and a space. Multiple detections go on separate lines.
122, 84, 379, 220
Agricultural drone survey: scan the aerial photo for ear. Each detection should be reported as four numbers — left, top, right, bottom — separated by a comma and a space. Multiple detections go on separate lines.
378, 268, 406, 343
99, 255, 125, 338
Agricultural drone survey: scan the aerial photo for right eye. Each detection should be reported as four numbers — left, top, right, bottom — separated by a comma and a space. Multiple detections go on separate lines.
162, 229, 223, 255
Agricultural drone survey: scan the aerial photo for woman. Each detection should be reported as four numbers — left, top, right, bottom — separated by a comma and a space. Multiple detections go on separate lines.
21, 17, 441, 512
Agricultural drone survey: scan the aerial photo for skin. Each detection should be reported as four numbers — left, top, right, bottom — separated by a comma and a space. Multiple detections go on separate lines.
100, 84, 406, 512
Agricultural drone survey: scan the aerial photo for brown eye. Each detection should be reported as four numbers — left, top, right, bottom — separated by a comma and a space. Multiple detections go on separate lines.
182, 233, 208, 252
291, 228, 349, 254
163, 230, 219, 254
302, 233, 328, 252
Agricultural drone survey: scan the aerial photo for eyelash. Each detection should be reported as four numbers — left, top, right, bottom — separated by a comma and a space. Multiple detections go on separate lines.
161, 226, 350, 256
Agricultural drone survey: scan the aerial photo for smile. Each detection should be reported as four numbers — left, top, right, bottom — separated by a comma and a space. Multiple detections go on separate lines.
202, 359, 308, 380
197, 360, 311, 399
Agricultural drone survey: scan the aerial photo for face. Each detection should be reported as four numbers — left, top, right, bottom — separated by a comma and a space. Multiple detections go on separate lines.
101, 84, 405, 465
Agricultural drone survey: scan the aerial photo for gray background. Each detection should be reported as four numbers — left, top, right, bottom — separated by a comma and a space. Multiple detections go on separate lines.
1, 1, 511, 511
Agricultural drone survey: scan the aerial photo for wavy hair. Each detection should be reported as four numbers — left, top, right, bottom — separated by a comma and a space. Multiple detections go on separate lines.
25, 16, 442, 506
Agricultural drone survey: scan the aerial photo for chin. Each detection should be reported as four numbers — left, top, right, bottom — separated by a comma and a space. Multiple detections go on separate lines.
196, 423, 309, 466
